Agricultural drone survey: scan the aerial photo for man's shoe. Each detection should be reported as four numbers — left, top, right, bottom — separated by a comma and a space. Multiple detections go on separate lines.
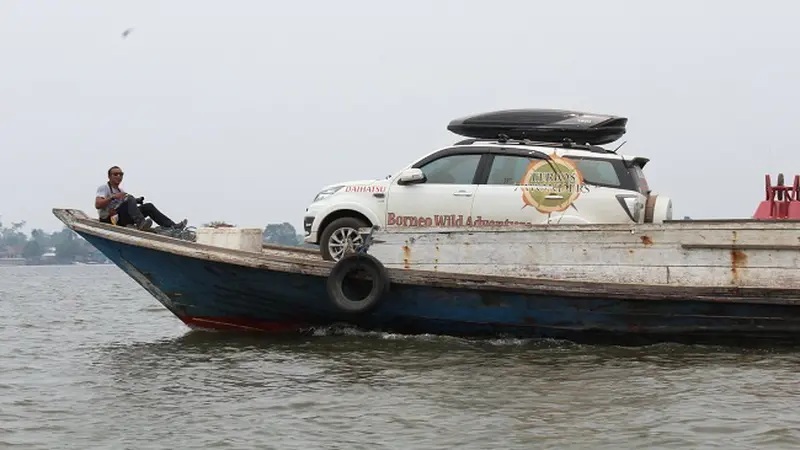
173, 219, 188, 229
136, 218, 154, 231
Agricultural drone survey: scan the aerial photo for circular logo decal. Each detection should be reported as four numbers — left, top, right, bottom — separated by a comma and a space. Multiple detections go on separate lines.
518, 155, 584, 213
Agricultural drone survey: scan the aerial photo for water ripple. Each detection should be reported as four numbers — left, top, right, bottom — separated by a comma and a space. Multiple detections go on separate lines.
1, 265, 800, 449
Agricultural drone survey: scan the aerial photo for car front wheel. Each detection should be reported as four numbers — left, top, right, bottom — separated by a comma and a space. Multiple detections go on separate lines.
319, 217, 369, 261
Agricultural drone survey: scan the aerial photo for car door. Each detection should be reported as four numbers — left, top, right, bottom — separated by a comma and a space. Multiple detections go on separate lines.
470, 153, 553, 226
384, 151, 484, 229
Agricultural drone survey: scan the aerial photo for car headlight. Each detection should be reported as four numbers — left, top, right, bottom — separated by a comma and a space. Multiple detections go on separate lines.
313, 185, 344, 202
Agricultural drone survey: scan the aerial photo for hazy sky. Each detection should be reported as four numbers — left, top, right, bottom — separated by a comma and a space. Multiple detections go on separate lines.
2, 0, 799, 234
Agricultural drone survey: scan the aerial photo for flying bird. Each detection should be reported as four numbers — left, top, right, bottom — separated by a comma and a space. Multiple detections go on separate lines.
121, 28, 134, 39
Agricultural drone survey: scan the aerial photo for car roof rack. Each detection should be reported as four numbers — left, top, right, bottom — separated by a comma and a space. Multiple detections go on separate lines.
453, 137, 617, 154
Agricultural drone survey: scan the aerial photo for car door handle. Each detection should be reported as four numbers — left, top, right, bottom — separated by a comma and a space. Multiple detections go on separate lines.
453, 191, 473, 197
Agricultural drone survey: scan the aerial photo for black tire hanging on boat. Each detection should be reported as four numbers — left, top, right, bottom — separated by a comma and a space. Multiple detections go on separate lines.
326, 253, 390, 314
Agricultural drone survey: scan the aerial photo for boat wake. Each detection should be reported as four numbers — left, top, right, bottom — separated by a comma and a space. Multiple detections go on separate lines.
299, 324, 795, 355
304, 324, 577, 348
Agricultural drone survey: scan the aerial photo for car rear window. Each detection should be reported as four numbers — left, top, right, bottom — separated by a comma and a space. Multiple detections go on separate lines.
573, 158, 621, 187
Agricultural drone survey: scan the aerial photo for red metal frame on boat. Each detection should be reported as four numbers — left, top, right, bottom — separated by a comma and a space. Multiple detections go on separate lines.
753, 173, 800, 219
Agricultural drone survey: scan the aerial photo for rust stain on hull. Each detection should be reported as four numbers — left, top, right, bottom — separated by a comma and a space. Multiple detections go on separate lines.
640, 235, 653, 246
402, 244, 411, 269
730, 230, 745, 283
730, 249, 748, 283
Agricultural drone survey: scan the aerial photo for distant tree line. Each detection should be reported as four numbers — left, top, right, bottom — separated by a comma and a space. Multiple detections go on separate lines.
262, 222, 313, 247
0, 218, 108, 265
1, 216, 314, 266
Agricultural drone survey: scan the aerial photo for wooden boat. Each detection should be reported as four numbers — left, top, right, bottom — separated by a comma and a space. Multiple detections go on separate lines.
52, 172, 800, 346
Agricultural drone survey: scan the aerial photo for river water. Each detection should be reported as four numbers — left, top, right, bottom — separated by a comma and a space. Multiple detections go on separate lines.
1, 264, 799, 449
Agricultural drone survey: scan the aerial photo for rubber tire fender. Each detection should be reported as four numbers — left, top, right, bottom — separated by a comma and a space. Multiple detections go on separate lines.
326, 253, 390, 314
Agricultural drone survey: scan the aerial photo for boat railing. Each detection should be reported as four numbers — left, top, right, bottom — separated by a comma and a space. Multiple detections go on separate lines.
753, 173, 800, 219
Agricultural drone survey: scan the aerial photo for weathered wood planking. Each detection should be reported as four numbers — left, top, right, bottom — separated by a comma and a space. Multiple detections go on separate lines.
366, 221, 800, 288
53, 209, 800, 306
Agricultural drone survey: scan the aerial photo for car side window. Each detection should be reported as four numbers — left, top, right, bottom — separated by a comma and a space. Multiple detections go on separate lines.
573, 158, 621, 187
486, 155, 534, 185
419, 154, 482, 184
485, 155, 625, 189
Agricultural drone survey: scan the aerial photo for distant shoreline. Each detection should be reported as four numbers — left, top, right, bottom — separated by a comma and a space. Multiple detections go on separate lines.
0, 258, 112, 267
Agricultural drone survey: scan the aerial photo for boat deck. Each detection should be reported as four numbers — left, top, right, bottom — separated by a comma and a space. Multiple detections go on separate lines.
53, 208, 800, 306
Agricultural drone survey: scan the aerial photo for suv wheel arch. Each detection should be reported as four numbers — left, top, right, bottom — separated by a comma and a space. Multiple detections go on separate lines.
318, 211, 373, 261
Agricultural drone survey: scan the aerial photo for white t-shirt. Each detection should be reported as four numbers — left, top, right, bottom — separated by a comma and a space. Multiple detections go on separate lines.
95, 183, 126, 219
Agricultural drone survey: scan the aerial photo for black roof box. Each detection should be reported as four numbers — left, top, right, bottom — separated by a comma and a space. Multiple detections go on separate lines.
447, 109, 628, 145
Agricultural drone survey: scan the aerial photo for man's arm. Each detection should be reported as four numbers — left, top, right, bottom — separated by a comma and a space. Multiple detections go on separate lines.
95, 185, 107, 209
95, 196, 113, 209
94, 187, 125, 209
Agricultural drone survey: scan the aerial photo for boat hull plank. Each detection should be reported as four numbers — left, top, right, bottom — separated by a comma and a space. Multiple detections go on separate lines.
367, 222, 800, 288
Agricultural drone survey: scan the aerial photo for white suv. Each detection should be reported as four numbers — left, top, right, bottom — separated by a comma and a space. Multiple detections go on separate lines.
303, 109, 673, 261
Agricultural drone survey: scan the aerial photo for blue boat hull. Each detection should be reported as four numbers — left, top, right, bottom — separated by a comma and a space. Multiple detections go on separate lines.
79, 231, 800, 347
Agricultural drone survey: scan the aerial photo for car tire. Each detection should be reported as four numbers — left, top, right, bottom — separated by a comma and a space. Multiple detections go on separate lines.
319, 216, 369, 262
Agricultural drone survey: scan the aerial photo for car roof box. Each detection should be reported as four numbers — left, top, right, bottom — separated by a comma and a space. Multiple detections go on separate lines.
446, 109, 628, 145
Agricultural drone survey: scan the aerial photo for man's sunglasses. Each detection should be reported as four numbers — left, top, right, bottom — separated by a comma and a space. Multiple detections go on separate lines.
111, 172, 124, 176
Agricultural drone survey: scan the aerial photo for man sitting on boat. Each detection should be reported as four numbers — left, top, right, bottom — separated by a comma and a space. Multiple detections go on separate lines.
95, 165, 187, 231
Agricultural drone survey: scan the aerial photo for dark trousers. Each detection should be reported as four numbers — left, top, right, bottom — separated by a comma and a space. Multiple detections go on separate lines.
109, 198, 176, 228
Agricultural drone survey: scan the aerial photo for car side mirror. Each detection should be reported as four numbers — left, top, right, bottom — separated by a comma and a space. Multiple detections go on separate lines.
397, 168, 426, 185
